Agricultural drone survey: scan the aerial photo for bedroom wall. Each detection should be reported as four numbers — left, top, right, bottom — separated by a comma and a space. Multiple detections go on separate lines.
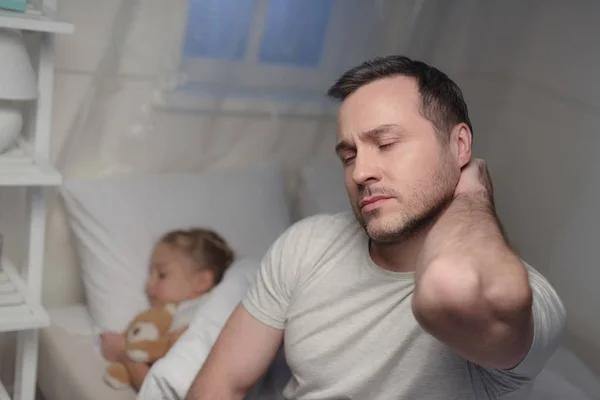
38, 1, 600, 377
1, 0, 355, 388
11, 0, 600, 389
406, 0, 600, 374
36, 0, 413, 310
40, 0, 413, 308
42, 0, 337, 308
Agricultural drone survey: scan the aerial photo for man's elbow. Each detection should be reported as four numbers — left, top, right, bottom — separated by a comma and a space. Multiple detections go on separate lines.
412, 258, 534, 369
484, 280, 534, 370
413, 258, 484, 320
488, 310, 534, 370
413, 256, 532, 320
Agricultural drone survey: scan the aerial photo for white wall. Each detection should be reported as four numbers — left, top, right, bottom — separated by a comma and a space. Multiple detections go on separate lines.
8, 0, 597, 388
42, 0, 337, 308
2, 0, 352, 388
407, 0, 600, 374
40, 0, 415, 308
42, 0, 600, 375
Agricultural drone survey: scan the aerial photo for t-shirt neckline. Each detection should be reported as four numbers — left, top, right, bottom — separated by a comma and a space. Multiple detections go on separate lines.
361, 235, 415, 281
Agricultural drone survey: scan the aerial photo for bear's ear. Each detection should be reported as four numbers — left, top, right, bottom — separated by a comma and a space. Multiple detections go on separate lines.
164, 303, 177, 315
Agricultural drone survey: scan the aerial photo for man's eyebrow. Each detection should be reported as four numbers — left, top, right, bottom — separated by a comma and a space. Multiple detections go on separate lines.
360, 124, 402, 141
335, 124, 403, 155
335, 140, 352, 155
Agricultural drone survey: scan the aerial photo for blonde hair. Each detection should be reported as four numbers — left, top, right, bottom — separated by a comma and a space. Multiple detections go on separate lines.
159, 228, 235, 285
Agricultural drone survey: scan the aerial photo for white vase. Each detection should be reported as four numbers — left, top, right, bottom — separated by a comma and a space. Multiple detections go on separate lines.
0, 104, 22, 154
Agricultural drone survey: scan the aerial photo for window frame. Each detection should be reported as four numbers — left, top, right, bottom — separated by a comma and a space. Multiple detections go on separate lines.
153, 0, 392, 116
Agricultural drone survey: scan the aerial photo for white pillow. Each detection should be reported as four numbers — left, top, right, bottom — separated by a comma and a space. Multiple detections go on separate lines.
61, 162, 292, 333
138, 258, 264, 399
296, 158, 350, 218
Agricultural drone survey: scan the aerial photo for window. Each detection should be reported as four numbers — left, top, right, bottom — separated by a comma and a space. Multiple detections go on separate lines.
159, 0, 386, 114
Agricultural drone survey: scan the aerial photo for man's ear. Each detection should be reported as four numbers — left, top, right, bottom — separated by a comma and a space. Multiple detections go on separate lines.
452, 123, 472, 168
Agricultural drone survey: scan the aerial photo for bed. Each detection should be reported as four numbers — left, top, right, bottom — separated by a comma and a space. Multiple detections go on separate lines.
40, 160, 600, 400
38, 302, 600, 400
37, 302, 290, 400
38, 305, 136, 400
38, 162, 297, 400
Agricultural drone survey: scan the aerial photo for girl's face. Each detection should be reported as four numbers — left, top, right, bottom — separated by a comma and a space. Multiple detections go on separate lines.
145, 242, 214, 306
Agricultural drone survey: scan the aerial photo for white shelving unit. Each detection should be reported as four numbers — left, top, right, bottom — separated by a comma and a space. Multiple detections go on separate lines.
0, 1, 73, 399
0, 6, 73, 34
0, 139, 61, 186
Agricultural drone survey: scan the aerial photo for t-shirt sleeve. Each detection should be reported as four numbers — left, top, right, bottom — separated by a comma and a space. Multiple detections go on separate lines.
472, 262, 567, 396
242, 218, 314, 330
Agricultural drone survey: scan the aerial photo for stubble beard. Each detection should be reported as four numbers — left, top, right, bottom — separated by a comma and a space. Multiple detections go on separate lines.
354, 157, 457, 245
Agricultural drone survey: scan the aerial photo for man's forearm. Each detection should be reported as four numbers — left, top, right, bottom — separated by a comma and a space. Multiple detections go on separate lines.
417, 191, 525, 289
418, 191, 512, 268
413, 191, 533, 369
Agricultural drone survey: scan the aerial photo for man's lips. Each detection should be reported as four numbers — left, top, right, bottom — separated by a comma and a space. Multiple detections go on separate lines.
360, 195, 393, 210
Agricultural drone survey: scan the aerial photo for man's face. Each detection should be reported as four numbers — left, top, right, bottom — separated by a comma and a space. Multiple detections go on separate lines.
335, 76, 461, 243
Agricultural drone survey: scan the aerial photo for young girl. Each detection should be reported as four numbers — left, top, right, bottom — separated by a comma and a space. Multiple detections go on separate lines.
100, 228, 235, 391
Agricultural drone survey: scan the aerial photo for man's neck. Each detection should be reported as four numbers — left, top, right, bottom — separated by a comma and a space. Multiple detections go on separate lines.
369, 229, 428, 273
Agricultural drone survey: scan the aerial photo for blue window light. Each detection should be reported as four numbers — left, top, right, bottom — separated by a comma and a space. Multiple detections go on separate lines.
166, 0, 382, 113
259, 0, 334, 67
182, 0, 257, 61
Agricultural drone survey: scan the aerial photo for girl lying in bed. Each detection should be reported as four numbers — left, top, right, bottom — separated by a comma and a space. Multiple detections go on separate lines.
100, 228, 235, 391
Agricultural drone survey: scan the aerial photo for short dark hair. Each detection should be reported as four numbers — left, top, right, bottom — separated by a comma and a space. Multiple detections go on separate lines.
327, 55, 473, 140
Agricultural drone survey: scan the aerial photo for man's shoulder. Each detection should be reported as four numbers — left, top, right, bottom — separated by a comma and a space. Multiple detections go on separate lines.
521, 260, 566, 314
272, 212, 364, 284
273, 212, 362, 261
522, 261, 560, 292
286, 211, 360, 239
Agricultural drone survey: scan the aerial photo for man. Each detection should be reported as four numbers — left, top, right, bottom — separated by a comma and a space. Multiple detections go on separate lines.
185, 55, 567, 399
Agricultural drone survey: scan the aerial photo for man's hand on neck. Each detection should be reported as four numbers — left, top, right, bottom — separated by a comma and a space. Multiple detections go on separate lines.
411, 158, 534, 371
417, 158, 501, 268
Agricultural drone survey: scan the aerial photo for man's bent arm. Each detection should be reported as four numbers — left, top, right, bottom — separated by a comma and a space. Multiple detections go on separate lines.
186, 304, 284, 399
413, 165, 534, 371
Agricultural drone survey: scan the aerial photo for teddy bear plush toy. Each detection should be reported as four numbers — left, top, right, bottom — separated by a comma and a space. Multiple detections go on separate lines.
104, 302, 177, 389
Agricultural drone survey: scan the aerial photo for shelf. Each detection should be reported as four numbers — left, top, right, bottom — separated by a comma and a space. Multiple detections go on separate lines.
0, 258, 48, 333
0, 5, 73, 34
0, 139, 62, 186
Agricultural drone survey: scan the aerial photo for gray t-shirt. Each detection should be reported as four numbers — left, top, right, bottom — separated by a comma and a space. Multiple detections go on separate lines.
242, 212, 567, 399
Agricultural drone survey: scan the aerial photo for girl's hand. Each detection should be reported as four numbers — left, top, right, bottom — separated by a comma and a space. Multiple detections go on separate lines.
100, 332, 128, 363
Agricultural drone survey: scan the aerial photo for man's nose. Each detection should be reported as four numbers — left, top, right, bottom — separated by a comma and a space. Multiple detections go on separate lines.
352, 151, 382, 186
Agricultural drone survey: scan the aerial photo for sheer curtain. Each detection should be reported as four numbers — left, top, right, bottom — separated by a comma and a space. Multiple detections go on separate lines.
1, 0, 598, 388
53, 0, 401, 180
41, 0, 421, 308
48, 4, 600, 372
0, 0, 412, 386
